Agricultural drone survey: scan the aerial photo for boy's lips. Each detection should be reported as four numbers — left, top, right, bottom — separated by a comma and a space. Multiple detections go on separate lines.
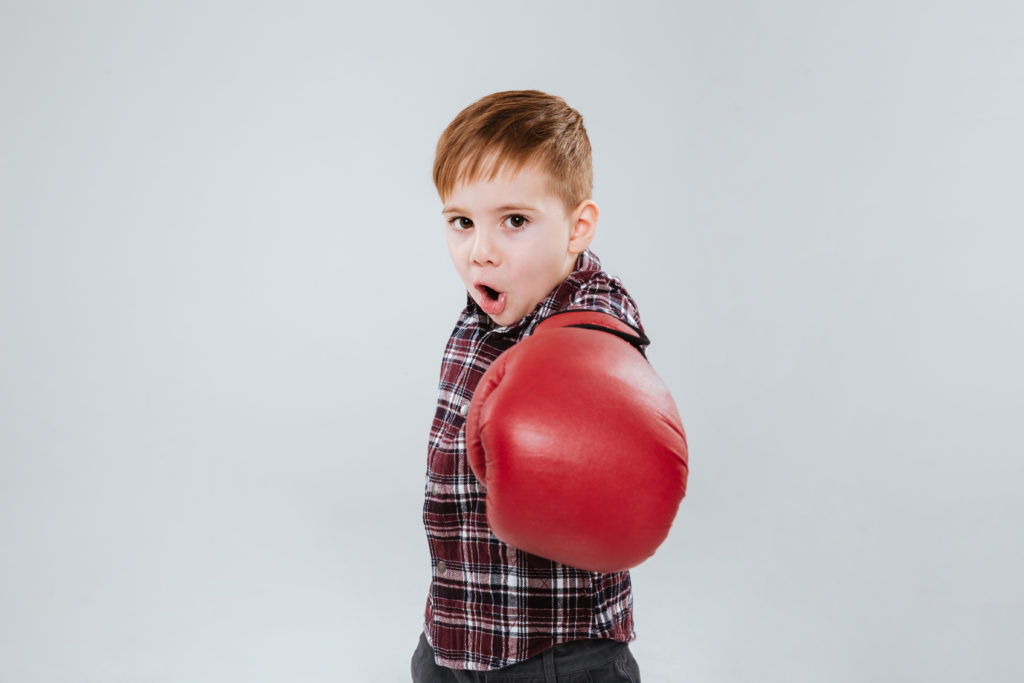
474, 282, 507, 316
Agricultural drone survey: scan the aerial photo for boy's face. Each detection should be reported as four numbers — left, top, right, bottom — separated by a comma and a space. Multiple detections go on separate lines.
442, 163, 596, 327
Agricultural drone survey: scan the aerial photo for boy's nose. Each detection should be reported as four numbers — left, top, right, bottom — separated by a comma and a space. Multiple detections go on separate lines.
470, 231, 500, 266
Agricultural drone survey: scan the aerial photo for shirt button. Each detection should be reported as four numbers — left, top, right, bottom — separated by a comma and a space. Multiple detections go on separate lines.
459, 403, 470, 417
437, 561, 447, 574
432, 483, 440, 496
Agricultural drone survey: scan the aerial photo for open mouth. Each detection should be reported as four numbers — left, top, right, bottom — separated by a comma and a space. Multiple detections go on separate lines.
474, 283, 507, 316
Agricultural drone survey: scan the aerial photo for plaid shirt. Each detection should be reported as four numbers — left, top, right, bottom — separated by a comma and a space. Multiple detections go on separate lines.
421, 249, 645, 671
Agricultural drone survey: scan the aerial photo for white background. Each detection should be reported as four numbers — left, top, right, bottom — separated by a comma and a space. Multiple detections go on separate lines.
1, 1, 1021, 681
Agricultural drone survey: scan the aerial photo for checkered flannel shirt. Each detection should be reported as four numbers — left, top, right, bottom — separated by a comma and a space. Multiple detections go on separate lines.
421, 249, 645, 671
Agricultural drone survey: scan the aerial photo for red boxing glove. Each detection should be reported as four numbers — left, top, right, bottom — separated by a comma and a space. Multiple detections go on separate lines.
467, 310, 688, 573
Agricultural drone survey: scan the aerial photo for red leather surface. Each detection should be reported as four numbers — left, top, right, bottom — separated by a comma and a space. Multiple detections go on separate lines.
467, 311, 688, 572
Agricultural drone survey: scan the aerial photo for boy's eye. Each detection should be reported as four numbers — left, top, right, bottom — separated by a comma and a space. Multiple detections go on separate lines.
503, 215, 528, 229
449, 217, 473, 230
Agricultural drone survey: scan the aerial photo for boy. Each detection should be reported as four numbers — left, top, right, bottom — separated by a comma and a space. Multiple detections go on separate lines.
413, 91, 648, 682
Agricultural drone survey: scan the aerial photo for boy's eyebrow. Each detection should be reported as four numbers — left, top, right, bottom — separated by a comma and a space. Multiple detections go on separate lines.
441, 204, 539, 214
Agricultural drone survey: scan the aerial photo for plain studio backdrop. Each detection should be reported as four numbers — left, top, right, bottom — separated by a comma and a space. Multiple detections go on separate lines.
1, 1, 1021, 681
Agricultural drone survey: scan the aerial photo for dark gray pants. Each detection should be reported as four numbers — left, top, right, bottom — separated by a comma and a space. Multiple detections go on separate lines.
411, 633, 641, 682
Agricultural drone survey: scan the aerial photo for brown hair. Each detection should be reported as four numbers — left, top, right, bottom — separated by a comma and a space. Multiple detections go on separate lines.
433, 90, 593, 212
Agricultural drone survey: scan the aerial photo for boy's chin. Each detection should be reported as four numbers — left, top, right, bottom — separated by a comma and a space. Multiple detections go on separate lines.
487, 308, 526, 328
488, 312, 518, 327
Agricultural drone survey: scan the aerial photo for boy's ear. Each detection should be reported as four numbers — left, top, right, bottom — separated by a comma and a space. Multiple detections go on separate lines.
568, 199, 599, 254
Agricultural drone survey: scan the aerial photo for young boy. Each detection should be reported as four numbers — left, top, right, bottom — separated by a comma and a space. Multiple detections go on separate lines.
413, 91, 647, 682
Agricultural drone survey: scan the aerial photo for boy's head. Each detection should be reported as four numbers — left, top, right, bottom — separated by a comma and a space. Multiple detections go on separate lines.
433, 90, 593, 214
435, 90, 599, 327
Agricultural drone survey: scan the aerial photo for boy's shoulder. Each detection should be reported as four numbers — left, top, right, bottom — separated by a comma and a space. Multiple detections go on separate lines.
555, 252, 642, 331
